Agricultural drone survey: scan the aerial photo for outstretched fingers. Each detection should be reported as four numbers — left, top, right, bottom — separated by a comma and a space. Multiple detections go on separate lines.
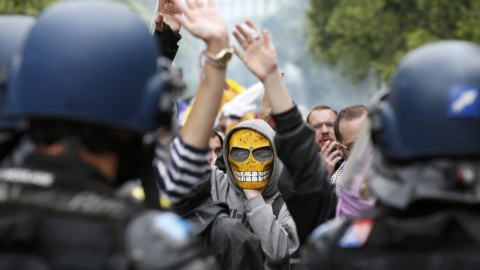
245, 20, 261, 40
232, 28, 249, 51
157, 0, 166, 12
236, 23, 255, 44
171, 0, 190, 16
184, 0, 195, 9
193, 0, 204, 8
263, 29, 272, 46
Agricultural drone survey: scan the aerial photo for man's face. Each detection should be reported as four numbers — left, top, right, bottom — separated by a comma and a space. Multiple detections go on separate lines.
337, 116, 366, 160
308, 109, 337, 149
209, 136, 223, 165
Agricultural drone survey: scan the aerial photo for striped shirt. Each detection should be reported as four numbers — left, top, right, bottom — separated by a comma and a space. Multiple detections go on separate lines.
154, 136, 211, 205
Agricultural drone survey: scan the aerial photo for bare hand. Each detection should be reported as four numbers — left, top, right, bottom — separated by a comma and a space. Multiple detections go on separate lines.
232, 20, 278, 81
171, 0, 228, 46
243, 186, 266, 200
155, 0, 182, 33
320, 140, 342, 175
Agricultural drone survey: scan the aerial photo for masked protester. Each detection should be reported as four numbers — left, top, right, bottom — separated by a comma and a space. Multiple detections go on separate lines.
0, 2, 213, 269
154, 1, 299, 269
301, 40, 480, 270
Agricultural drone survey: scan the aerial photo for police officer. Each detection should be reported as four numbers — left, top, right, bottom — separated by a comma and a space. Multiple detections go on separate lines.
301, 40, 480, 269
0, 2, 212, 269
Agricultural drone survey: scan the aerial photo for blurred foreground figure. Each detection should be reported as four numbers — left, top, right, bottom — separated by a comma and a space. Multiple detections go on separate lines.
302, 40, 480, 269
0, 2, 211, 269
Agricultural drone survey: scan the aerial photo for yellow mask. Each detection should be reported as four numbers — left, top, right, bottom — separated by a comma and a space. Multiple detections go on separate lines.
228, 129, 274, 189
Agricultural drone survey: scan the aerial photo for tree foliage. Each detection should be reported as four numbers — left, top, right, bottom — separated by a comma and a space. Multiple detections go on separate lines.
260, 0, 377, 112
0, 0, 59, 16
307, 0, 480, 83
1, 0, 153, 23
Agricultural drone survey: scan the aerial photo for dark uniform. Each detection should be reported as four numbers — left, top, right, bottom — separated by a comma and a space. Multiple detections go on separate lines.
301, 40, 480, 269
0, 151, 207, 269
302, 208, 480, 270
0, 2, 212, 269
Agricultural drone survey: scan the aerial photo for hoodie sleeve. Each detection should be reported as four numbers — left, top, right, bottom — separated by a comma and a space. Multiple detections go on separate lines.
272, 105, 337, 245
244, 195, 300, 266
154, 136, 212, 208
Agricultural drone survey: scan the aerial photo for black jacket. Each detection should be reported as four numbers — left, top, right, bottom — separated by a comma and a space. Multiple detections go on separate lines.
272, 105, 337, 245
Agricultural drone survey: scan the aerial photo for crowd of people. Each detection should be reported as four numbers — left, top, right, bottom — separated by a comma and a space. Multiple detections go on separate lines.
0, 0, 479, 269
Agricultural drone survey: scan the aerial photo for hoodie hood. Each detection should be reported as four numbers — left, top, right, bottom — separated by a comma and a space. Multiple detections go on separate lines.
223, 119, 282, 198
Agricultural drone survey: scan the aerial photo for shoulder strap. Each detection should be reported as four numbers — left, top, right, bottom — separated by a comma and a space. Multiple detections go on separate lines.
272, 195, 285, 219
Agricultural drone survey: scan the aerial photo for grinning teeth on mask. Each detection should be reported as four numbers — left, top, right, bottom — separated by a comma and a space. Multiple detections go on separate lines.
232, 169, 272, 182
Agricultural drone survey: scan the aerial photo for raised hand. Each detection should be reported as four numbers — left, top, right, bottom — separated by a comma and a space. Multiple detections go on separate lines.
244, 186, 266, 199
171, 0, 228, 47
232, 20, 278, 82
320, 140, 343, 175
155, 0, 182, 33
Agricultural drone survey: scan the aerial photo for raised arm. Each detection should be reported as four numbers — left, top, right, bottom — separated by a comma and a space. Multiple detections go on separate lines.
232, 20, 293, 114
155, 0, 230, 209
233, 20, 336, 245
174, 0, 229, 148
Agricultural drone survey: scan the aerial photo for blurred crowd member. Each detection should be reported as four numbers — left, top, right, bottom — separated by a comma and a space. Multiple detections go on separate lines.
155, 2, 299, 268
334, 121, 375, 220
218, 11, 332, 250
154, 0, 266, 269
330, 105, 368, 193
0, 2, 212, 269
215, 80, 265, 131
181, 79, 260, 133
209, 129, 225, 165
307, 105, 343, 175
301, 40, 480, 269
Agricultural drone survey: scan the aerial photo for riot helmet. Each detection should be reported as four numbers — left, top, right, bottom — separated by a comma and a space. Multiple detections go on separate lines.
372, 41, 480, 160
368, 41, 480, 210
6, 1, 178, 192
7, 1, 169, 132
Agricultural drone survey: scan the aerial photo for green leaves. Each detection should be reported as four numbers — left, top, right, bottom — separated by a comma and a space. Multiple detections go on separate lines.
0, 0, 59, 16
307, 0, 480, 83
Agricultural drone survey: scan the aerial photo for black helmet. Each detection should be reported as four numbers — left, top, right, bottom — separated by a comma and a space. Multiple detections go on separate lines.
368, 41, 480, 210
7, 1, 168, 132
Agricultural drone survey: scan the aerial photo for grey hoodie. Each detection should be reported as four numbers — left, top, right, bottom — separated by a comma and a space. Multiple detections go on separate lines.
210, 119, 299, 269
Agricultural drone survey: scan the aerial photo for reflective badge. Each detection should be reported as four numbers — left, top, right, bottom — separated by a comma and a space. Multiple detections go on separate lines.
153, 212, 192, 241
448, 86, 479, 118
339, 218, 374, 248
